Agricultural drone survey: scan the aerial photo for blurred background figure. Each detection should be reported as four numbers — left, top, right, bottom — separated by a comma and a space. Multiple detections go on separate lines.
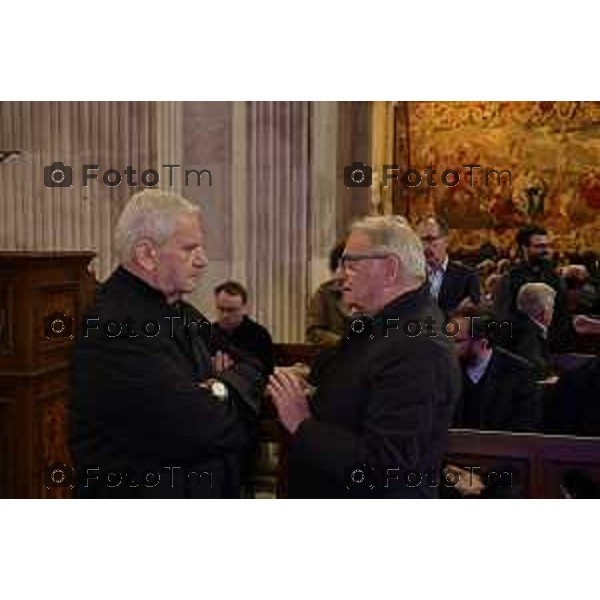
477, 259, 497, 281
495, 225, 576, 352
481, 273, 503, 311
305, 240, 352, 346
451, 306, 542, 432
213, 281, 274, 375
496, 258, 511, 276
562, 264, 599, 314
416, 216, 480, 314
500, 282, 556, 379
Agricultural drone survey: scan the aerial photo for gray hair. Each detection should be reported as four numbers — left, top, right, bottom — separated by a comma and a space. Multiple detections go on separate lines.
517, 282, 556, 317
114, 189, 200, 263
349, 215, 426, 282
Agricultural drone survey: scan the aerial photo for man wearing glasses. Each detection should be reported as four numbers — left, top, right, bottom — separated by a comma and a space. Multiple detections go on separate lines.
268, 215, 462, 498
416, 216, 481, 314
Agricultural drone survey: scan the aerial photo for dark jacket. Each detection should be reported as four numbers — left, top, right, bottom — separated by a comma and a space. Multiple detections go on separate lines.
438, 260, 481, 314
212, 316, 274, 375
305, 279, 352, 346
500, 313, 551, 379
70, 267, 265, 498
452, 347, 542, 432
545, 356, 600, 437
287, 285, 462, 498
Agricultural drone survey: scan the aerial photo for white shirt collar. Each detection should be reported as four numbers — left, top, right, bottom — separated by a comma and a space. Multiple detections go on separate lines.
429, 255, 449, 273
466, 350, 493, 384
530, 317, 548, 338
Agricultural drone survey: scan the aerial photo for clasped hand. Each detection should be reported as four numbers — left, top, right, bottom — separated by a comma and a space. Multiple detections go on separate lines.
266, 367, 312, 434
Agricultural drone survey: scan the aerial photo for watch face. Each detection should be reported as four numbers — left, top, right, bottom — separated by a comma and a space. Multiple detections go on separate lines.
212, 381, 227, 400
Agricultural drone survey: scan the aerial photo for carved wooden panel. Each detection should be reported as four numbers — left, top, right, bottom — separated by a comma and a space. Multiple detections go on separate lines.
35, 284, 80, 352
0, 396, 15, 498
0, 252, 95, 497
38, 393, 71, 499
0, 281, 15, 356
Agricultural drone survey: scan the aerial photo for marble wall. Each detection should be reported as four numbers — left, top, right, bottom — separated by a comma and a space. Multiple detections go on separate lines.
0, 101, 155, 276
0, 101, 372, 342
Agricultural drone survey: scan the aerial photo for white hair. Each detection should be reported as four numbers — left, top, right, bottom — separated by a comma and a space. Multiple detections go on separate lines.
349, 215, 426, 282
114, 189, 200, 263
517, 282, 556, 317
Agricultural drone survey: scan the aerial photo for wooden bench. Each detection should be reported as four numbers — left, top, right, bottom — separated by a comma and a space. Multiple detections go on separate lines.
446, 429, 600, 498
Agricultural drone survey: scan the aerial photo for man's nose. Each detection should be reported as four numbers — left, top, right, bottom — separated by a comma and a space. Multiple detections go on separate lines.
194, 248, 208, 267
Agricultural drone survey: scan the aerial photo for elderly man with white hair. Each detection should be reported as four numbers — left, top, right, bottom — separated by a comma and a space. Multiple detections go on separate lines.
502, 282, 557, 378
70, 189, 264, 498
268, 215, 462, 498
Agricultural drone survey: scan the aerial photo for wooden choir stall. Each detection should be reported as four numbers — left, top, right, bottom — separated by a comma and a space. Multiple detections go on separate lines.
0, 252, 96, 499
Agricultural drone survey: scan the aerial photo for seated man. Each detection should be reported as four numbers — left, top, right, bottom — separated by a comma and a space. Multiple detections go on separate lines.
212, 281, 274, 375
451, 306, 542, 432
305, 240, 353, 346
416, 216, 481, 314
505, 282, 556, 378
70, 189, 265, 498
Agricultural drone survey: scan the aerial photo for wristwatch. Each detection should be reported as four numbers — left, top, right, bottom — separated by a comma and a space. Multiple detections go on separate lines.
199, 378, 229, 401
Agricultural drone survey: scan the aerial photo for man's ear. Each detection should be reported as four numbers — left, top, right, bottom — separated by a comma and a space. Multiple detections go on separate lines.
384, 255, 400, 283
132, 239, 159, 272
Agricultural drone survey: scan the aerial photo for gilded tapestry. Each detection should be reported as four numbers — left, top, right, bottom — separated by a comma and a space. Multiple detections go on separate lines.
405, 101, 600, 254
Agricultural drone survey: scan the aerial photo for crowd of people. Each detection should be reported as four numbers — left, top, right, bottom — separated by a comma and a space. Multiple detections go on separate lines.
69, 189, 600, 499
305, 218, 600, 440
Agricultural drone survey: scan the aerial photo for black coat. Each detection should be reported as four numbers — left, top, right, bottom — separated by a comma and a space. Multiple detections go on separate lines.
500, 314, 551, 379
212, 316, 274, 375
438, 261, 481, 314
452, 347, 542, 432
287, 285, 462, 498
70, 267, 264, 498
545, 357, 600, 437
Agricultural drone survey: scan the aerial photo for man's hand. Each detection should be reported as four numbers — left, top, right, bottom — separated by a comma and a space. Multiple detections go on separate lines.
267, 368, 311, 434
573, 314, 600, 335
275, 363, 311, 382
445, 464, 486, 496
212, 350, 234, 373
